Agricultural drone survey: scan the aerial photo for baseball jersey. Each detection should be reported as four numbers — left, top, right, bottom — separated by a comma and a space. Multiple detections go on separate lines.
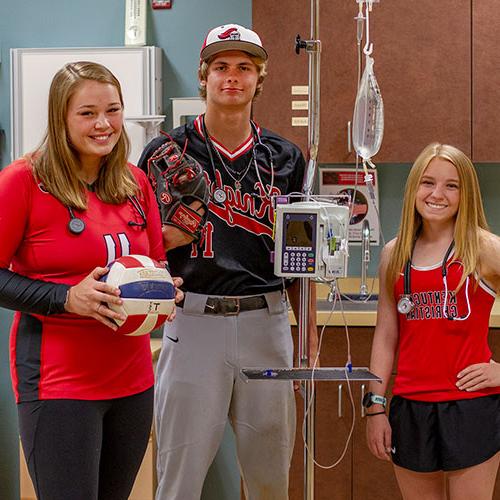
392, 256, 499, 402
0, 159, 164, 402
138, 115, 306, 296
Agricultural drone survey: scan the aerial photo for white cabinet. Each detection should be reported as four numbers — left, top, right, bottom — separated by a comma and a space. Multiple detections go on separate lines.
10, 46, 162, 165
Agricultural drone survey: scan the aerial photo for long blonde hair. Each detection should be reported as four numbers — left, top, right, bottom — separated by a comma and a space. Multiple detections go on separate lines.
31, 61, 137, 210
387, 142, 489, 295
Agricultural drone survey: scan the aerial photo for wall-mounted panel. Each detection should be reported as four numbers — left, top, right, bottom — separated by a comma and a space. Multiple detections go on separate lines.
10, 46, 162, 164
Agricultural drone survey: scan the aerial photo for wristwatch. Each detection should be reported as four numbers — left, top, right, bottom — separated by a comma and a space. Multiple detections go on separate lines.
362, 392, 387, 408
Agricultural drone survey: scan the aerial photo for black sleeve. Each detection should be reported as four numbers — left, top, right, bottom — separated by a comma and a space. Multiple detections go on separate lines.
0, 268, 70, 315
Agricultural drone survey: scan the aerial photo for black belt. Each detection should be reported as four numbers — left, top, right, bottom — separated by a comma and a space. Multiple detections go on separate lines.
178, 295, 268, 316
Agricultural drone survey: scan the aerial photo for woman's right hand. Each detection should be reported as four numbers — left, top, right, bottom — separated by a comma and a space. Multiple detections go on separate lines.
366, 413, 392, 461
64, 267, 125, 330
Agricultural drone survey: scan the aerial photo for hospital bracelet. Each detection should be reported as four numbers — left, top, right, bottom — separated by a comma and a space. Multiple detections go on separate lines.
365, 411, 386, 417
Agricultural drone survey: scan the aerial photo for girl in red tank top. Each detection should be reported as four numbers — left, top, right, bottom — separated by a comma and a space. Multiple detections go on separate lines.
365, 143, 500, 499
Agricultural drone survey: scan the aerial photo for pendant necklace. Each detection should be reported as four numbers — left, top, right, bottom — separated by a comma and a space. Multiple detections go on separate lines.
208, 136, 253, 192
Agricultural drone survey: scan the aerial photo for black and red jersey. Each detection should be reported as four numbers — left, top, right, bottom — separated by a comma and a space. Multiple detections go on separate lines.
0, 159, 164, 402
138, 115, 306, 296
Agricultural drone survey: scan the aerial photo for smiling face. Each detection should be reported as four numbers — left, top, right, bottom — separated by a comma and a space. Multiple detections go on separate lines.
202, 50, 259, 110
66, 80, 123, 172
415, 157, 460, 226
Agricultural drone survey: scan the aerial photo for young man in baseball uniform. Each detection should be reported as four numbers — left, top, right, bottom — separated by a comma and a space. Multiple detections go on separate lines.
139, 23, 317, 500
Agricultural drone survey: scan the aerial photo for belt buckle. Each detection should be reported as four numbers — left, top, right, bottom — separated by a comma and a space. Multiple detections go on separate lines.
223, 297, 240, 316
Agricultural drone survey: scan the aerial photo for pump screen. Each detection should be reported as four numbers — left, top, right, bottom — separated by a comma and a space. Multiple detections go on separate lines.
285, 220, 313, 249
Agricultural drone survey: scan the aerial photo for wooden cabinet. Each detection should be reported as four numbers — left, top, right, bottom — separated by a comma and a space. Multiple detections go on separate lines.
489, 327, 500, 499
252, 0, 356, 164
253, 0, 475, 163
370, 0, 471, 162
289, 327, 401, 499
289, 383, 352, 500
472, 0, 500, 161
288, 326, 500, 499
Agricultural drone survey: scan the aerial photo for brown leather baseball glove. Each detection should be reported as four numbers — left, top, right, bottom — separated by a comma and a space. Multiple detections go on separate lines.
147, 136, 209, 242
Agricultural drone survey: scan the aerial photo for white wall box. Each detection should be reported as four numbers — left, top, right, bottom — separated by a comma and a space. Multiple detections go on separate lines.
10, 46, 162, 165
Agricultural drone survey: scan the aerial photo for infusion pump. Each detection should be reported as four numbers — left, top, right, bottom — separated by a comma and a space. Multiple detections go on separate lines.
274, 201, 350, 279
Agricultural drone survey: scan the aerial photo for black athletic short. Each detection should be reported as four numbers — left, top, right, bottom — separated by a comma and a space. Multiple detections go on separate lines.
389, 394, 500, 472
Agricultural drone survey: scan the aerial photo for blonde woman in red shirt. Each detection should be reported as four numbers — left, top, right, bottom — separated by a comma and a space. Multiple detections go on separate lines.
365, 143, 500, 500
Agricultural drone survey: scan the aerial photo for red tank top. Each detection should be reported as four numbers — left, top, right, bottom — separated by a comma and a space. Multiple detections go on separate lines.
393, 256, 498, 401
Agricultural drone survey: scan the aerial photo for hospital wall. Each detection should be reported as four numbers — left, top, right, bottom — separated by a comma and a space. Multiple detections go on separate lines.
0, 2, 499, 500
0, 2, 250, 499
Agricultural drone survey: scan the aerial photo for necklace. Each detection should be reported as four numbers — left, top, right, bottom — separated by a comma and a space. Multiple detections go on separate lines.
208, 137, 253, 191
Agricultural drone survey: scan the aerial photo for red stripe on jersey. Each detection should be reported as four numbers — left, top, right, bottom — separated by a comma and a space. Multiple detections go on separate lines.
193, 114, 260, 160
210, 201, 273, 237
209, 134, 253, 160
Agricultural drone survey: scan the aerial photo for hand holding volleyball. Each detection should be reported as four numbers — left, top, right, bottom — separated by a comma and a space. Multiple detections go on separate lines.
65, 255, 177, 335
101, 255, 176, 336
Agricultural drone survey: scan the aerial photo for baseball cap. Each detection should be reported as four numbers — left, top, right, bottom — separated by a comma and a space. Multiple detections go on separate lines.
200, 24, 268, 61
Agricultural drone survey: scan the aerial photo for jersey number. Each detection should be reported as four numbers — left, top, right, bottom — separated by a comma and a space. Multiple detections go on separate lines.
104, 233, 131, 265
190, 222, 214, 258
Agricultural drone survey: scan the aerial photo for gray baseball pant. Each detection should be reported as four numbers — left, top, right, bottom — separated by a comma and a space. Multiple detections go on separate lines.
154, 290, 296, 500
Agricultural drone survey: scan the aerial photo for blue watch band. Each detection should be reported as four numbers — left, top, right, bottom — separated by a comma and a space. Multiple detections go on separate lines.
371, 394, 387, 407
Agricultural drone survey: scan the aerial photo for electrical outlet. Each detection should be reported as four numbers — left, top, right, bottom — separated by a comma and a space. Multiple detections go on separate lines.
152, 0, 172, 9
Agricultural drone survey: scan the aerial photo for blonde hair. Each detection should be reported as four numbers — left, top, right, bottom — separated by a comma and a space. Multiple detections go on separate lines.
30, 61, 137, 210
198, 54, 267, 101
387, 142, 489, 295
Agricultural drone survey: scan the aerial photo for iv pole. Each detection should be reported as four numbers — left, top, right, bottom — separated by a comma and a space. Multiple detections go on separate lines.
242, 3, 380, 498
296, 1, 321, 498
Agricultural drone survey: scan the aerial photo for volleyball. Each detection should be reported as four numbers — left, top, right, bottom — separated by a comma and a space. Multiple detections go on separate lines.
102, 255, 176, 336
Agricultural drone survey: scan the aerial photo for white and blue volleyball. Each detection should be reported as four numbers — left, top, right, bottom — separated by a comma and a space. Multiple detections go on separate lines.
103, 255, 175, 336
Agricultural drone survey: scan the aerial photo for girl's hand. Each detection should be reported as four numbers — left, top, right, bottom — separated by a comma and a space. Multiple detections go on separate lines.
64, 267, 125, 330
366, 413, 393, 461
456, 359, 500, 391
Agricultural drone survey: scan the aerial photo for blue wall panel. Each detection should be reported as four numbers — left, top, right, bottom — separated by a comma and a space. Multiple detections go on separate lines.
0, 3, 251, 499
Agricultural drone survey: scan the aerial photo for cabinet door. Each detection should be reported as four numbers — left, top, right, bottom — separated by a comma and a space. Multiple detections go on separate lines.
472, 0, 500, 161
252, 0, 309, 158
289, 327, 352, 499
253, 0, 357, 164
371, 0, 471, 162
289, 326, 384, 498
289, 386, 352, 500
253, 0, 471, 163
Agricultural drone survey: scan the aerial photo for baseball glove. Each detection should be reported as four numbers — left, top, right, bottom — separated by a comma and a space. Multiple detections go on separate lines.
147, 136, 209, 242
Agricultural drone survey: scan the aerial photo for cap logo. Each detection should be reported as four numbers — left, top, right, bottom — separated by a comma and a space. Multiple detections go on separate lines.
218, 27, 240, 41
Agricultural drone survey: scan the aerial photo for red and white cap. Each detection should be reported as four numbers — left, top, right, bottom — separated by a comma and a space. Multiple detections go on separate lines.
200, 24, 268, 61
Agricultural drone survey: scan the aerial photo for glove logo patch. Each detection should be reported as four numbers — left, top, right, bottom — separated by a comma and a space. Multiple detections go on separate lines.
160, 191, 173, 205
171, 205, 203, 233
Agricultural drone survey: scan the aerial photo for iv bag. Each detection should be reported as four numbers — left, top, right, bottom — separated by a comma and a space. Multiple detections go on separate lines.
352, 55, 384, 160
